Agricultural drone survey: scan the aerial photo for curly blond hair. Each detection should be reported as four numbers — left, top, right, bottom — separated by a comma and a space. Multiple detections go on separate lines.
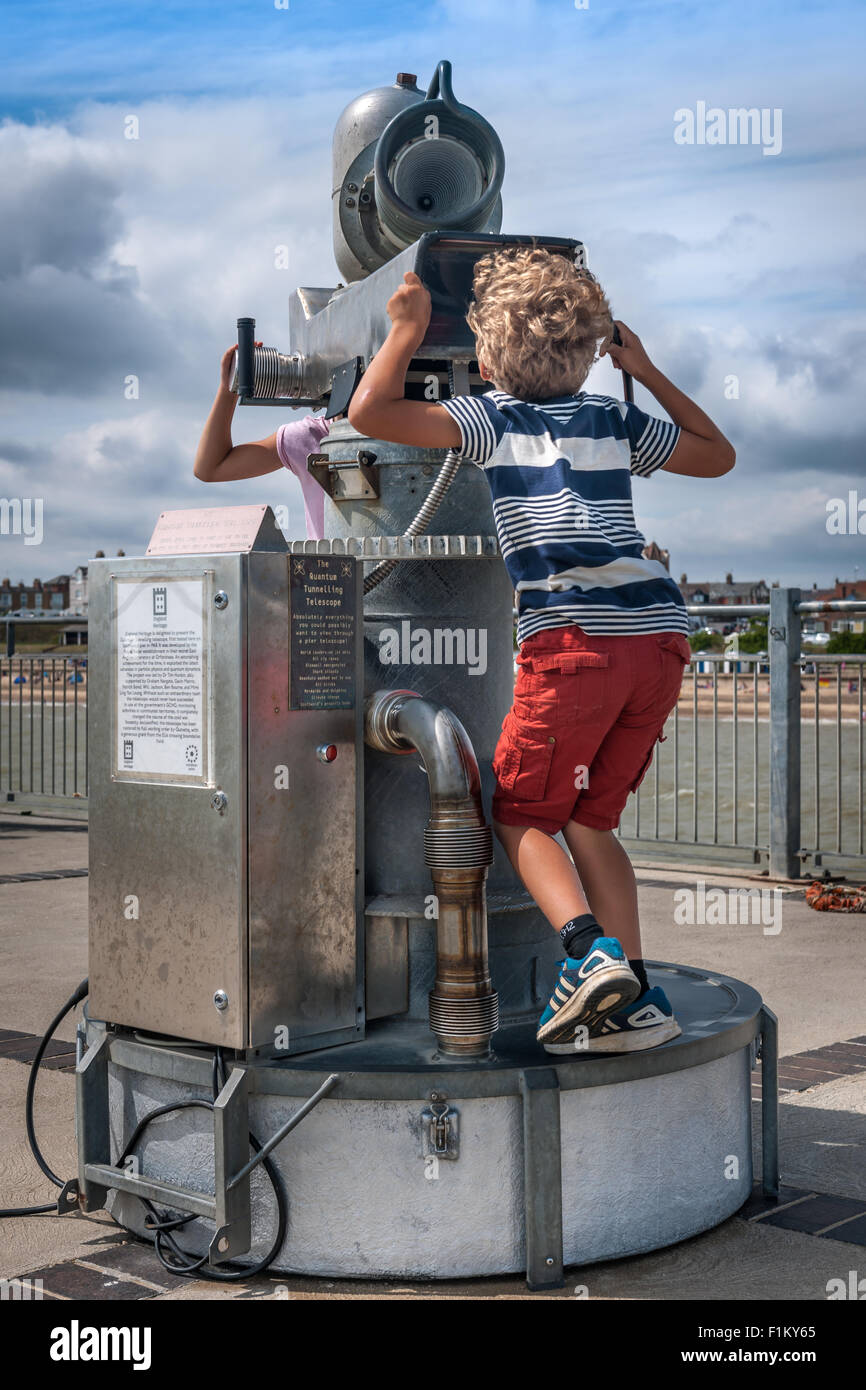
466, 245, 612, 400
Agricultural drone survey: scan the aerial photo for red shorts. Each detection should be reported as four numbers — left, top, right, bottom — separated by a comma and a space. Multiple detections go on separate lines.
492, 626, 692, 834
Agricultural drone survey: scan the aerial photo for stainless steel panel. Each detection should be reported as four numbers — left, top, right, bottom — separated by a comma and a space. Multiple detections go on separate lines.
88, 549, 365, 1053
246, 553, 364, 1053
88, 554, 247, 1047
365, 915, 409, 1020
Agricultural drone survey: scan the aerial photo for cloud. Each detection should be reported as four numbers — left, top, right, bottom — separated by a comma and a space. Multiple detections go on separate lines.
0, 122, 121, 276
0, 0, 864, 589
0, 121, 175, 392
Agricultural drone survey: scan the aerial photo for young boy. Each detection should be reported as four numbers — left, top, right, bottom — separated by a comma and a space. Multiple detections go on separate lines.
348, 247, 734, 1054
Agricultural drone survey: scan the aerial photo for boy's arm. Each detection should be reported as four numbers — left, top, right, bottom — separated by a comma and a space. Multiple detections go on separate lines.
602, 322, 735, 477
348, 273, 462, 449
194, 343, 283, 481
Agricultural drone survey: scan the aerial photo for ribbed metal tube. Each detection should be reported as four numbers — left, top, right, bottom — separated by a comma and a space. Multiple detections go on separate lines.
365, 689, 498, 1057
230, 346, 307, 400
363, 450, 461, 594
424, 824, 493, 869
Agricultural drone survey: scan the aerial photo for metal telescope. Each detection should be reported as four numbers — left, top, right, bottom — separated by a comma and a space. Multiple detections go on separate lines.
78, 60, 770, 1287
231, 59, 585, 415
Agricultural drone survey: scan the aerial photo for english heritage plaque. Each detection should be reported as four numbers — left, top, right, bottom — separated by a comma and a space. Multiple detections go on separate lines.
289, 554, 357, 709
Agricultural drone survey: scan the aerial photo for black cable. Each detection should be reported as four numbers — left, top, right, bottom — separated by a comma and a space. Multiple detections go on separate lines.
26, 978, 89, 1187
2, 982, 289, 1280
0, 1199, 56, 1216
116, 1047, 289, 1282
0, 978, 88, 1218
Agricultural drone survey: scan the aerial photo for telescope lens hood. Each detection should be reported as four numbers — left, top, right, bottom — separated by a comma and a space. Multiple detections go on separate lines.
373, 95, 504, 249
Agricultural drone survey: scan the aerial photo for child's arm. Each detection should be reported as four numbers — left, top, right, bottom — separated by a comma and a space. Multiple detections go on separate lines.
194, 343, 282, 481
602, 322, 735, 477
348, 273, 463, 449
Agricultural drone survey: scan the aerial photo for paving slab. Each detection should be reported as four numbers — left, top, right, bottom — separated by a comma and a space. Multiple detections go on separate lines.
0, 815, 88, 874
1, 818, 864, 1300
772, 1073, 866, 1202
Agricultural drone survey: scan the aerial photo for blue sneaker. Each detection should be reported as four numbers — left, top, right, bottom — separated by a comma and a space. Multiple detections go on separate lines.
536, 937, 640, 1045
544, 986, 681, 1054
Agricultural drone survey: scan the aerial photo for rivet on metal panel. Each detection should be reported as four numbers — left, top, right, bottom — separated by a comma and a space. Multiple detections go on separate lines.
213, 990, 229, 1012
214, 590, 229, 610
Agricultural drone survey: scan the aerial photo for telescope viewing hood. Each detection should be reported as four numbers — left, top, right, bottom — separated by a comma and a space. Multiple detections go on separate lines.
333, 60, 505, 282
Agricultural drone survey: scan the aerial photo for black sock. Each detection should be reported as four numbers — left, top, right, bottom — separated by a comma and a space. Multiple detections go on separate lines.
559, 913, 603, 959
630, 958, 650, 995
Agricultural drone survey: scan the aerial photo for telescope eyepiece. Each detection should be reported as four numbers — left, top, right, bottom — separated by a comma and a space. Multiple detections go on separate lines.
333, 61, 504, 280
374, 91, 504, 250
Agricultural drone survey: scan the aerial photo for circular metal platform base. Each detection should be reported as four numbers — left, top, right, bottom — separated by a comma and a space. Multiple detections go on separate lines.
100, 963, 765, 1279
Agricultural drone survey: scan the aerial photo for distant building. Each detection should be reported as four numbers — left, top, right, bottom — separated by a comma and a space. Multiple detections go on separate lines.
0, 575, 70, 613
642, 541, 670, 571
0, 549, 125, 622
64, 551, 126, 616
71, 565, 89, 613
804, 578, 866, 636
678, 572, 770, 609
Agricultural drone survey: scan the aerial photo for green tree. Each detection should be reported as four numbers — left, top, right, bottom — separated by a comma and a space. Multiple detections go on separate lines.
826, 631, 866, 655
737, 620, 768, 654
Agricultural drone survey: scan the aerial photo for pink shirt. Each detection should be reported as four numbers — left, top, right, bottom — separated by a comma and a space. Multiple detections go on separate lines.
275, 416, 330, 539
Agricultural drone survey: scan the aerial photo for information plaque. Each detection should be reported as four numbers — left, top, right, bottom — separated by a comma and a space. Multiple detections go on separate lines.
146, 505, 272, 556
112, 574, 210, 784
289, 555, 357, 710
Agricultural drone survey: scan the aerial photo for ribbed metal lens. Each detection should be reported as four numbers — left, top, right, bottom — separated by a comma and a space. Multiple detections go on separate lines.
373, 100, 504, 251
390, 136, 485, 224
231, 347, 305, 400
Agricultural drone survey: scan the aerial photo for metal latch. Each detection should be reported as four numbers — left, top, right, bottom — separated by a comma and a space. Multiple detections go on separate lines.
307, 450, 379, 500
420, 1094, 459, 1160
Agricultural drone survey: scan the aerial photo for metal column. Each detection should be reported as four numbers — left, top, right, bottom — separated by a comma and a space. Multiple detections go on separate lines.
520, 1068, 564, 1291
769, 587, 801, 879
759, 1006, 780, 1199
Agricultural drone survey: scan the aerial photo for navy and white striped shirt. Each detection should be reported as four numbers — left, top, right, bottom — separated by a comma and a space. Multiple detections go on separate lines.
438, 389, 688, 645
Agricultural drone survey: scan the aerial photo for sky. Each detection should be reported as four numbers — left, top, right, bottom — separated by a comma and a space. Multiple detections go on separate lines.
1, 0, 864, 589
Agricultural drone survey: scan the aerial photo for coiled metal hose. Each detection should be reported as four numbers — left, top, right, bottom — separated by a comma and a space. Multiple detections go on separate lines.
363, 448, 461, 594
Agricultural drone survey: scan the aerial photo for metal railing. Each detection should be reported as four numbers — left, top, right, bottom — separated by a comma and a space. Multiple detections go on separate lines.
1, 617, 88, 814
2, 594, 865, 876
619, 591, 866, 877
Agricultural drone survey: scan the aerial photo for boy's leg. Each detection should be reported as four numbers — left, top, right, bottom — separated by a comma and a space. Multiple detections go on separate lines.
494, 818, 640, 1044
493, 821, 590, 928
539, 636, 692, 1051
493, 820, 612, 960
494, 815, 651, 996
561, 822, 647, 991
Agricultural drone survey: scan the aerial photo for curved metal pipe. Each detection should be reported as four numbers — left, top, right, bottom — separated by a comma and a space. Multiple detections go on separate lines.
365, 689, 498, 1057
